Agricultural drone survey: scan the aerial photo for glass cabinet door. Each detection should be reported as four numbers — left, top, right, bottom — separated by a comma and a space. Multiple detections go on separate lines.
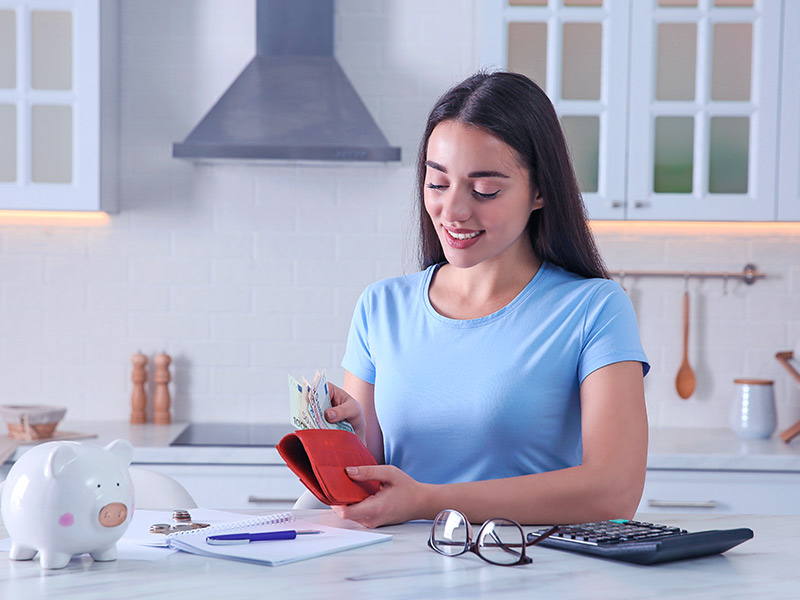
777, 0, 800, 221
483, 0, 631, 219
481, 0, 786, 221
627, 0, 781, 220
0, 1, 108, 212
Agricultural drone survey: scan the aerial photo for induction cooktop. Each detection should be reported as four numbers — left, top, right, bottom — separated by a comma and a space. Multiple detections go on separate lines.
170, 423, 293, 447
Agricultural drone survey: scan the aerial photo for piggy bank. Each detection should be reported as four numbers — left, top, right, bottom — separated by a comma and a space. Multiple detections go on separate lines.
1, 439, 134, 569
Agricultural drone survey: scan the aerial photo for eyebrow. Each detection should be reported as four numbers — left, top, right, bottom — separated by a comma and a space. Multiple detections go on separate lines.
425, 160, 510, 179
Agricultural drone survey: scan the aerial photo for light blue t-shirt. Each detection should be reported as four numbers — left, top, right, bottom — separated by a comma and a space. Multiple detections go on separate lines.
342, 262, 649, 485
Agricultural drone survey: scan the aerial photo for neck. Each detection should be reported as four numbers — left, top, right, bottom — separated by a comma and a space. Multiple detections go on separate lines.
430, 247, 542, 320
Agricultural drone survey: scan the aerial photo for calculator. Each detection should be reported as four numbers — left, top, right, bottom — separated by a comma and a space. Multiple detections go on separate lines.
527, 519, 753, 565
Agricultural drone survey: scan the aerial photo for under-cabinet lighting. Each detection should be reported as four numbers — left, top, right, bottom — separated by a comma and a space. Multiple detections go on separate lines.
590, 221, 800, 236
0, 210, 110, 226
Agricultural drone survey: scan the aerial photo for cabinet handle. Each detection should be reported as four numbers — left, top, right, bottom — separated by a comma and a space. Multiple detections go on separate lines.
611, 200, 625, 209
633, 200, 651, 209
248, 495, 298, 504
648, 499, 718, 509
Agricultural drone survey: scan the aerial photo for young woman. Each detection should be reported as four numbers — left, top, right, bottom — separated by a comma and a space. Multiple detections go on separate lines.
324, 71, 649, 528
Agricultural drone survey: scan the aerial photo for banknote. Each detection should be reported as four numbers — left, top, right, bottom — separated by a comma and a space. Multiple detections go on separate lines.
288, 370, 354, 434
287, 374, 313, 430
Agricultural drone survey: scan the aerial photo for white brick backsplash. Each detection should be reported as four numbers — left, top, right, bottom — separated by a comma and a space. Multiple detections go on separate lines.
45, 257, 128, 285
212, 314, 292, 342
255, 232, 337, 261
129, 258, 211, 286
0, 256, 45, 283
1, 0, 798, 431
253, 342, 336, 371
128, 313, 210, 341
88, 284, 170, 312
45, 311, 128, 339
4, 282, 86, 310
171, 286, 252, 313
213, 258, 293, 287
173, 232, 254, 259
0, 309, 43, 337
254, 286, 334, 315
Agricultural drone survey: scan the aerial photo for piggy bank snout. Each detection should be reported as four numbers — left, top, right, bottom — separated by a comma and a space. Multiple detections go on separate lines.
98, 502, 128, 528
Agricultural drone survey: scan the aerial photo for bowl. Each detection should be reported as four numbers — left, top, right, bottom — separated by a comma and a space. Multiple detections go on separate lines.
0, 405, 67, 440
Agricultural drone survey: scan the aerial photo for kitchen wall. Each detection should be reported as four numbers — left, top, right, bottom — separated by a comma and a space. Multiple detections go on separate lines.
1, 0, 799, 431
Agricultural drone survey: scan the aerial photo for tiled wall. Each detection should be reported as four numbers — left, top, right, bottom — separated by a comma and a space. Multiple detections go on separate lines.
1, 0, 799, 432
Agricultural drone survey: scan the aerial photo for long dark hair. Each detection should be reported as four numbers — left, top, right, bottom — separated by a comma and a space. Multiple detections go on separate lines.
415, 71, 608, 280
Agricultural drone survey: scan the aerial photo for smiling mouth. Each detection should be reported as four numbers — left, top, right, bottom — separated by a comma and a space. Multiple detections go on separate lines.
446, 229, 483, 240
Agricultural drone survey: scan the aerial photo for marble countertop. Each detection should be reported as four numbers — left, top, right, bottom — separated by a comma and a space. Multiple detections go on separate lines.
4, 422, 800, 472
1, 510, 797, 600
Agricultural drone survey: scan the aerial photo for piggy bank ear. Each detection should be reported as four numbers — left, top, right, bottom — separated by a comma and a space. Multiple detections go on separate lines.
104, 439, 134, 467
45, 444, 78, 479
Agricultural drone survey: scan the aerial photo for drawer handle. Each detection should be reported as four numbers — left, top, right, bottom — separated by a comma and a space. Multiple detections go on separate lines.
648, 499, 718, 509
248, 496, 298, 504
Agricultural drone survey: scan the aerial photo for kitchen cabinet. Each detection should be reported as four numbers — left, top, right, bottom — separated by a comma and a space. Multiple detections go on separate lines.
0, 0, 117, 212
138, 463, 305, 510
481, 0, 796, 222
777, 0, 800, 221
640, 469, 800, 515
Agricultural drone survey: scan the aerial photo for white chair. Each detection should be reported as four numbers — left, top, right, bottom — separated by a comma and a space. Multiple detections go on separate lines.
292, 489, 328, 510
129, 467, 197, 510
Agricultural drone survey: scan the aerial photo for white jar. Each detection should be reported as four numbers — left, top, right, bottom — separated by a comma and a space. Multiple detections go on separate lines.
730, 379, 776, 439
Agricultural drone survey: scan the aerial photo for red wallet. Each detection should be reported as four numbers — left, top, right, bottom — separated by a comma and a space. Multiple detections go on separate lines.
277, 429, 380, 506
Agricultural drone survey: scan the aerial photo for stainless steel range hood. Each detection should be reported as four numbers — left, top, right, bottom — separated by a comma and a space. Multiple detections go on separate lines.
173, 0, 400, 163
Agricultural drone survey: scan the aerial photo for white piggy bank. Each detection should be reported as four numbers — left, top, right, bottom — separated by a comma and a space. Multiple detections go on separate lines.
1, 439, 134, 569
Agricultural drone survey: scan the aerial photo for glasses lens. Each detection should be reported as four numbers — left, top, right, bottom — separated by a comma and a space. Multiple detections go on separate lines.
477, 519, 525, 565
431, 510, 469, 556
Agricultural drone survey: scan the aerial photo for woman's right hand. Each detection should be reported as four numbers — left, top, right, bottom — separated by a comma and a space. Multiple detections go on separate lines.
325, 382, 367, 443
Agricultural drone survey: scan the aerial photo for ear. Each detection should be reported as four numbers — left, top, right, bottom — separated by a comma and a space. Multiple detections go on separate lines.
531, 194, 544, 211
45, 444, 78, 479
104, 439, 134, 467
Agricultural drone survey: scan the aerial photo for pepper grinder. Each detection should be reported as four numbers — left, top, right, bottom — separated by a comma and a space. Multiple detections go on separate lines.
153, 352, 172, 425
130, 351, 148, 424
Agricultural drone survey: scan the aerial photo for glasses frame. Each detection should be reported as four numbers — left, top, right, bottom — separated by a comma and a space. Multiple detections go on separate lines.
427, 509, 560, 567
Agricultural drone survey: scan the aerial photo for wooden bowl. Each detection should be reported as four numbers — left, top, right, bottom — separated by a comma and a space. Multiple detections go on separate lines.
0, 405, 67, 440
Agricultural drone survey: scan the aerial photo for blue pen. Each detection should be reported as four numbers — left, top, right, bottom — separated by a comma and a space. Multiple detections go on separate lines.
206, 530, 323, 545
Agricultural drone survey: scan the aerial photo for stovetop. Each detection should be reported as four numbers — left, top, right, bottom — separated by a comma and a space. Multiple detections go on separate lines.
170, 423, 293, 447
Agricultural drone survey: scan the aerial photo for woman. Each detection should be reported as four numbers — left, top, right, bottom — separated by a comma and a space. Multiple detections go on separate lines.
324, 71, 649, 528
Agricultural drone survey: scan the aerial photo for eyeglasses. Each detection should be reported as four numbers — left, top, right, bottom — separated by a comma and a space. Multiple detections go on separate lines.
427, 509, 559, 566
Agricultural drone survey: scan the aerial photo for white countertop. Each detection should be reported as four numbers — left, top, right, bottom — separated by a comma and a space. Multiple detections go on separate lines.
4, 422, 800, 472
1, 510, 796, 600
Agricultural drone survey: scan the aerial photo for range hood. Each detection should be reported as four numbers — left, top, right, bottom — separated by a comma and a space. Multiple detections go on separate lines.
173, 0, 401, 163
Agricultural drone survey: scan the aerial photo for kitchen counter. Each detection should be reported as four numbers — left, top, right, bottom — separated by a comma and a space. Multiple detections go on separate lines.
1, 510, 797, 600
3, 422, 800, 470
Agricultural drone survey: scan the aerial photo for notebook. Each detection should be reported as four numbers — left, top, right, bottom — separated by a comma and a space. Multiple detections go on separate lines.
124, 508, 391, 566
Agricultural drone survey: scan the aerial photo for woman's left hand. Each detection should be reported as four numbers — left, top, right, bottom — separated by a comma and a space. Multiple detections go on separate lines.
331, 465, 430, 528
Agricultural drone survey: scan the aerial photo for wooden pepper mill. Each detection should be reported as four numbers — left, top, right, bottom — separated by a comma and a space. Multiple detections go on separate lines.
153, 352, 172, 425
130, 352, 148, 424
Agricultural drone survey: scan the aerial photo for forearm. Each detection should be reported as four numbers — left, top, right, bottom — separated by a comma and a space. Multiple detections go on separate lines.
418, 461, 646, 525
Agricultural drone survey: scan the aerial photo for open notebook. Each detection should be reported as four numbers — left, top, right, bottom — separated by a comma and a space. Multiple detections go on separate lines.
124, 508, 391, 566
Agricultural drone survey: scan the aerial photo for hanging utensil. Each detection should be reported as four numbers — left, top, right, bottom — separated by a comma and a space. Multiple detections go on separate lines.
675, 289, 697, 399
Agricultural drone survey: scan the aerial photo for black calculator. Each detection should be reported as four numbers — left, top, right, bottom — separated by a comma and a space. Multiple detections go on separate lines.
527, 519, 753, 565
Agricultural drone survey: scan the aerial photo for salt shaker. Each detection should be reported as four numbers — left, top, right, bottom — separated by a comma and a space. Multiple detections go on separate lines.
730, 379, 776, 439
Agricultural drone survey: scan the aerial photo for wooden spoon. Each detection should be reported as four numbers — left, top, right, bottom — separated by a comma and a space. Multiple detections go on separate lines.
675, 291, 696, 399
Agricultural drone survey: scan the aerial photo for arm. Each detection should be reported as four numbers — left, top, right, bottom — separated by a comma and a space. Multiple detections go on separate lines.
326, 371, 384, 464
334, 360, 647, 527
343, 371, 384, 464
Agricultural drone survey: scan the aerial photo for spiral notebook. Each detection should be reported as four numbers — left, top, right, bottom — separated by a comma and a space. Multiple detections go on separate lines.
124, 508, 391, 566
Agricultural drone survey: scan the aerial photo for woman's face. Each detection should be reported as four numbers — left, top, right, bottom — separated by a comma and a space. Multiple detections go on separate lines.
423, 120, 542, 270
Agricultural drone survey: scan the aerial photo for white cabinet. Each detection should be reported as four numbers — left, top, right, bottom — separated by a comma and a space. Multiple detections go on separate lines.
139, 463, 306, 510
0, 0, 117, 212
480, 0, 795, 222
640, 469, 800, 515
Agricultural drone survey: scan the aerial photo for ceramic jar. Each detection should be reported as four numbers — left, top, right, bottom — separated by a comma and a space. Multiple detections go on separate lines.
730, 379, 776, 439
